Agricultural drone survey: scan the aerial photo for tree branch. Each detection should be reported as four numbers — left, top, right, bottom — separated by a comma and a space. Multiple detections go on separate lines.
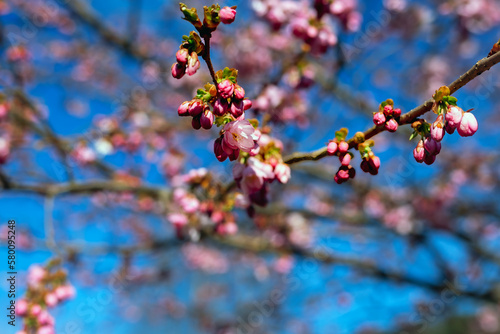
284, 51, 500, 164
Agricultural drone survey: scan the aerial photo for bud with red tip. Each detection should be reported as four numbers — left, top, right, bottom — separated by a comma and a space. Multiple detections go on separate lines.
189, 100, 204, 117
392, 108, 402, 117
383, 105, 393, 117
213, 98, 229, 116
192, 115, 201, 130
360, 154, 380, 175
234, 84, 245, 100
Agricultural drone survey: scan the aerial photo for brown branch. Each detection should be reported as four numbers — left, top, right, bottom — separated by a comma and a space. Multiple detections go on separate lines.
284, 50, 500, 164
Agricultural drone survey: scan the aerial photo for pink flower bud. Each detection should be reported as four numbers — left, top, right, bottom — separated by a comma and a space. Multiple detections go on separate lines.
218, 79, 235, 99
430, 116, 445, 142
227, 148, 240, 161
213, 98, 229, 116
186, 52, 200, 76
424, 153, 436, 165
191, 115, 201, 130
274, 163, 291, 183
30, 304, 42, 316
457, 112, 478, 137
360, 156, 380, 175
338, 141, 349, 153
171, 63, 185, 79
176, 48, 189, 65
219, 6, 236, 24
230, 100, 244, 118
16, 299, 28, 316
392, 108, 402, 117
200, 110, 214, 129
178, 101, 190, 117
385, 118, 398, 132
373, 112, 386, 126
383, 105, 393, 117
214, 138, 227, 162
242, 99, 252, 111
339, 153, 351, 166
188, 100, 204, 117
413, 140, 425, 163
45, 293, 58, 308
327, 141, 338, 155
424, 137, 441, 155
445, 106, 463, 128
445, 123, 455, 134
234, 84, 245, 100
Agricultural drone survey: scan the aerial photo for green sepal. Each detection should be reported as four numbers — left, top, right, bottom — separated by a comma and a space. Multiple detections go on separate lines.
335, 127, 349, 142
179, 3, 202, 28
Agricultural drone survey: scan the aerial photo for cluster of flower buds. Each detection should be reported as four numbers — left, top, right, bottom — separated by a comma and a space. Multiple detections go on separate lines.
290, 17, 338, 55
373, 99, 401, 132
233, 133, 290, 208
358, 138, 381, 175
16, 261, 75, 334
326, 128, 357, 184
168, 168, 238, 239
171, 31, 203, 79
411, 87, 478, 165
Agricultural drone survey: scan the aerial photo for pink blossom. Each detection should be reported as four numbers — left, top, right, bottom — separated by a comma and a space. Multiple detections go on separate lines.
373, 111, 386, 125
219, 6, 237, 24
55, 285, 75, 300
239, 158, 274, 194
457, 112, 478, 137
274, 163, 291, 183
360, 156, 380, 175
327, 141, 338, 155
218, 79, 235, 99
393, 108, 402, 117
223, 120, 260, 152
385, 118, 398, 132
37, 310, 54, 326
